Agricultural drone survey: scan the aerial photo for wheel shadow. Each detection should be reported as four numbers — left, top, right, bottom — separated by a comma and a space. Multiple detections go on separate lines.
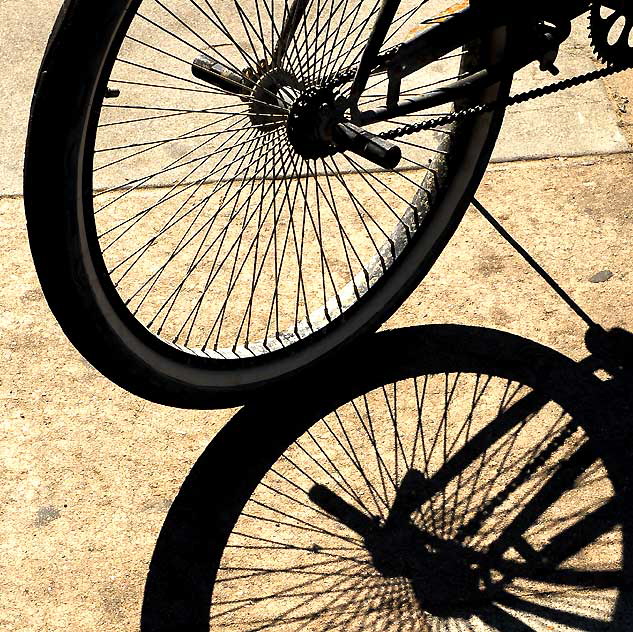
141, 324, 633, 631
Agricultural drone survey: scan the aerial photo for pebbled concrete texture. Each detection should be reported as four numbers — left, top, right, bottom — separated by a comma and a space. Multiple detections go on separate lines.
0, 0, 63, 198
2, 3, 633, 631
3, 151, 633, 630
0, 1, 631, 195
492, 18, 630, 162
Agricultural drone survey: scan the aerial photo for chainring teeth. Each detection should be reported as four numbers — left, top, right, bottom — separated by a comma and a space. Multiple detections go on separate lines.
590, 1, 633, 66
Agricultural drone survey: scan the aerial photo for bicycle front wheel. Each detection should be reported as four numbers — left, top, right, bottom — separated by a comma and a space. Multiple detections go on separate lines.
25, 0, 510, 407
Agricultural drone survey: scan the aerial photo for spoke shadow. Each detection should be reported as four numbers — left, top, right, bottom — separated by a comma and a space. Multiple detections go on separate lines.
141, 324, 633, 631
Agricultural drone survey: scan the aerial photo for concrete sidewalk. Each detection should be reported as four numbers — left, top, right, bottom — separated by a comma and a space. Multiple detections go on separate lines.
1, 2, 631, 195
3, 151, 633, 630
2, 4, 633, 631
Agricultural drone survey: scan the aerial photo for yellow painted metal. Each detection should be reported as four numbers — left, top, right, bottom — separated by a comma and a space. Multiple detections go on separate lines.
406, 0, 470, 36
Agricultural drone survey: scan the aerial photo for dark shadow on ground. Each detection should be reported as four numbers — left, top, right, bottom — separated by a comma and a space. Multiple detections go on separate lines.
141, 324, 633, 631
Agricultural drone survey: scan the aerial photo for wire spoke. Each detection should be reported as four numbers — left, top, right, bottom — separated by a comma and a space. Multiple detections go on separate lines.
93, 0, 484, 355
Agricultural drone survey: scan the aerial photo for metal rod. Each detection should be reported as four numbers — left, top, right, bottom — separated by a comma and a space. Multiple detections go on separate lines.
347, 0, 402, 115
273, 0, 311, 66
333, 121, 401, 169
472, 198, 597, 328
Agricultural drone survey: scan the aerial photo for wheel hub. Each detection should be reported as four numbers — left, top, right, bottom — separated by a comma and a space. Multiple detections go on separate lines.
286, 85, 341, 159
249, 68, 302, 132
368, 523, 492, 617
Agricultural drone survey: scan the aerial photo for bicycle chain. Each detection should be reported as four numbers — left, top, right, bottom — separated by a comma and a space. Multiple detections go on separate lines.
454, 419, 583, 542
377, 63, 631, 141
324, 61, 630, 141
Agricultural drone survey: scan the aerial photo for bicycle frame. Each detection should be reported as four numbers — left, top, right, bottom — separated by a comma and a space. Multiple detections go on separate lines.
345, 0, 591, 124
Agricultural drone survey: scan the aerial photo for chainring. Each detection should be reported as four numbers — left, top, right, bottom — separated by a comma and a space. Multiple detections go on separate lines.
590, 0, 633, 65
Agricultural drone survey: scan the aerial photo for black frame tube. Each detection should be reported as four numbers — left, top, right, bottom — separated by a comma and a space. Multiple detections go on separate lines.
347, 0, 402, 112
350, 0, 589, 122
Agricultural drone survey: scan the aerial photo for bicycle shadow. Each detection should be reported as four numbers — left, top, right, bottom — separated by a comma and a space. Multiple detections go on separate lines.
141, 324, 633, 631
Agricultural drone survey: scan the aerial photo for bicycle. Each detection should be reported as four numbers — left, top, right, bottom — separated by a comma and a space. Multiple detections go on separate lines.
142, 323, 633, 629
24, 0, 633, 407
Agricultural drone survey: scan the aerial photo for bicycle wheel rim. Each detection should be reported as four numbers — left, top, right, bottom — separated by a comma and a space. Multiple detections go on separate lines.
26, 0, 510, 404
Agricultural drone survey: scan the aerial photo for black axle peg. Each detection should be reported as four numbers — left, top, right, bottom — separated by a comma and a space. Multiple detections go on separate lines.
333, 122, 402, 169
191, 54, 250, 96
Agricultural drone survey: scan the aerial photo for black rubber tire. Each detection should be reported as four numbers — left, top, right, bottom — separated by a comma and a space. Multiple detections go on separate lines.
25, 0, 512, 408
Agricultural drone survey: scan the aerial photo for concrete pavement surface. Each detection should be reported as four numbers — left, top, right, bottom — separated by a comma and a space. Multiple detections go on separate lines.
1, 2, 631, 196
2, 2, 633, 631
